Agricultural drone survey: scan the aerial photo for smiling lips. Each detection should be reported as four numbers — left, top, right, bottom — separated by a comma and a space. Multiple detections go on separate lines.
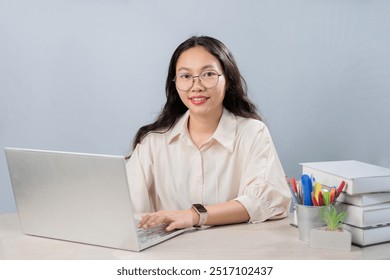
189, 96, 209, 105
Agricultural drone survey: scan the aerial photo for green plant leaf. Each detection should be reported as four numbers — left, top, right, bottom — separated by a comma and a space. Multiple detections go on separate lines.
319, 204, 348, 230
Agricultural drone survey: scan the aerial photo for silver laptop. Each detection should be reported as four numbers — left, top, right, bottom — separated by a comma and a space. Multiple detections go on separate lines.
4, 147, 186, 251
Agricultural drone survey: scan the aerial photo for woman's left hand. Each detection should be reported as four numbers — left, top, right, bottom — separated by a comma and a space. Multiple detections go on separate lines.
138, 209, 197, 231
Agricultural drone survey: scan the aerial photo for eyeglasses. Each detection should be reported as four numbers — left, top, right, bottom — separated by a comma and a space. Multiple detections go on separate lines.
173, 70, 223, 91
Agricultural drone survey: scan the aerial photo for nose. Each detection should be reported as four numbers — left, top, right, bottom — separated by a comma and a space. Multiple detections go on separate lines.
191, 76, 205, 91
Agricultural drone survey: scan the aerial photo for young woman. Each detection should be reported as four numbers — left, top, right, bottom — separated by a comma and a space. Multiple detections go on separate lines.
126, 36, 291, 231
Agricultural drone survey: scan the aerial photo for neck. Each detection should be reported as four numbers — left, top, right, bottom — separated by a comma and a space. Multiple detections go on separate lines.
187, 108, 223, 148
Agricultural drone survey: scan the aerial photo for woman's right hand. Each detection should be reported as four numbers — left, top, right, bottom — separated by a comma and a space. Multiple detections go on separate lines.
138, 209, 199, 231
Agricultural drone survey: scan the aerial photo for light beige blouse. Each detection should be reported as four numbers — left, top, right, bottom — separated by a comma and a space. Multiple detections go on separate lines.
126, 109, 291, 223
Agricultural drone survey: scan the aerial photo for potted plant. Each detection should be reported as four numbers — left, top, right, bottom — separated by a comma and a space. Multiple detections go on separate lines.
309, 204, 352, 251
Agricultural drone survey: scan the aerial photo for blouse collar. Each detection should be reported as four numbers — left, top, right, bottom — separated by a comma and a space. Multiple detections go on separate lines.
167, 108, 236, 152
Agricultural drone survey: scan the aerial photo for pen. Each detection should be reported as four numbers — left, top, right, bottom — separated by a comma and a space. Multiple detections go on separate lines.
301, 174, 313, 206
330, 187, 336, 204
310, 174, 316, 187
336, 180, 347, 197
286, 176, 299, 205
318, 191, 324, 206
290, 177, 298, 193
297, 180, 303, 204
314, 182, 322, 204
322, 190, 330, 206
311, 192, 319, 206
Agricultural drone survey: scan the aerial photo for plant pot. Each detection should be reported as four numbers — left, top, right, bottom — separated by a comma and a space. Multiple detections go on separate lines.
295, 204, 326, 242
309, 226, 352, 251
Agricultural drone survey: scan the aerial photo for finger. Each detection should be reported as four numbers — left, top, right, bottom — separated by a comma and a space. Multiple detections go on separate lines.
139, 214, 166, 229
165, 221, 181, 231
148, 215, 164, 227
138, 214, 154, 228
165, 224, 175, 231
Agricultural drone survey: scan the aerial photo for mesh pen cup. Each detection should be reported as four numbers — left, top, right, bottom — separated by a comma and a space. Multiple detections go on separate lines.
295, 204, 325, 242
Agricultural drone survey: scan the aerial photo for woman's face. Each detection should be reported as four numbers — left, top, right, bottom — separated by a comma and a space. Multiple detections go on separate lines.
175, 46, 226, 118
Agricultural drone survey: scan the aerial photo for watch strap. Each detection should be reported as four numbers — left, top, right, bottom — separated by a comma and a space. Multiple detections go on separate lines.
192, 204, 208, 226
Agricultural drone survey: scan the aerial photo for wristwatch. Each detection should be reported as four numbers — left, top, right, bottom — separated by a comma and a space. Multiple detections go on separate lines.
192, 204, 208, 226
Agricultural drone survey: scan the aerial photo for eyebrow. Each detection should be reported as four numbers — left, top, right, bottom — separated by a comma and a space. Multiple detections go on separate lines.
177, 64, 218, 72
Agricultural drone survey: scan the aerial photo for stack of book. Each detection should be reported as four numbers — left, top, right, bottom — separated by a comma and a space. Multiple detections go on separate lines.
300, 160, 390, 247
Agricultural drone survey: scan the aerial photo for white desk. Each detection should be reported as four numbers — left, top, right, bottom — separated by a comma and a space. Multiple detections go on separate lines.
1, 213, 389, 260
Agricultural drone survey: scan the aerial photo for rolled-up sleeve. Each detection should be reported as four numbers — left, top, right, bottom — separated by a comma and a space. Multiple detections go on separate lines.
125, 142, 156, 214
235, 125, 291, 223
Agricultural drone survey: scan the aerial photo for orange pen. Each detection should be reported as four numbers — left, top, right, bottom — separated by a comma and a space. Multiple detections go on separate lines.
330, 187, 336, 204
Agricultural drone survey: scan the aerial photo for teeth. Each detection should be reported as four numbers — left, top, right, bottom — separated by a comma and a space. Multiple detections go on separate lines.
191, 97, 206, 101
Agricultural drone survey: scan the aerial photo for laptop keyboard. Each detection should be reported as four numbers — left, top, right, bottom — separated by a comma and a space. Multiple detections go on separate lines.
136, 224, 172, 246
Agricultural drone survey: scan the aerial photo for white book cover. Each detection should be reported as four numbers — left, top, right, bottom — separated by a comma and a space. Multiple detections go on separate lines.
342, 223, 390, 247
337, 192, 390, 206
300, 160, 390, 195
338, 202, 390, 227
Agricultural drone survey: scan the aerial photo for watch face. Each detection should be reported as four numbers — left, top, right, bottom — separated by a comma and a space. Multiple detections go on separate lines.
193, 204, 207, 213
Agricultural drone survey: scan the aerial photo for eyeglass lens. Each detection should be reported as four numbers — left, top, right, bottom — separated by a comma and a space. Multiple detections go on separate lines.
174, 70, 221, 91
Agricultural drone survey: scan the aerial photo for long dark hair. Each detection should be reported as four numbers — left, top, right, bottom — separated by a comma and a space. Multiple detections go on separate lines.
130, 35, 261, 152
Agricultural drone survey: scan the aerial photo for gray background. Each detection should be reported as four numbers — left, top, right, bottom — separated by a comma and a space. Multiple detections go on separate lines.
1, 0, 389, 213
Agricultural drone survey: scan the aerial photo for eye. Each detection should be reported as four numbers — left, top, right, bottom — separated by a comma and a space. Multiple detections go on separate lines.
177, 73, 192, 80
201, 71, 218, 78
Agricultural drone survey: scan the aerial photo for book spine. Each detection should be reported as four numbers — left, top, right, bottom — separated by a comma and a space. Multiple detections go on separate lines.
337, 193, 363, 206
338, 202, 390, 227
342, 223, 390, 246
337, 192, 390, 207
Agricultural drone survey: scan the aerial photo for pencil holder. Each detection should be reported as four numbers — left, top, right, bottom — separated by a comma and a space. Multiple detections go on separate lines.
295, 204, 325, 242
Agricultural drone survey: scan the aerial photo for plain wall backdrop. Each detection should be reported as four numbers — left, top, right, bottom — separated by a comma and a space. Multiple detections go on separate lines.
1, 0, 390, 213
